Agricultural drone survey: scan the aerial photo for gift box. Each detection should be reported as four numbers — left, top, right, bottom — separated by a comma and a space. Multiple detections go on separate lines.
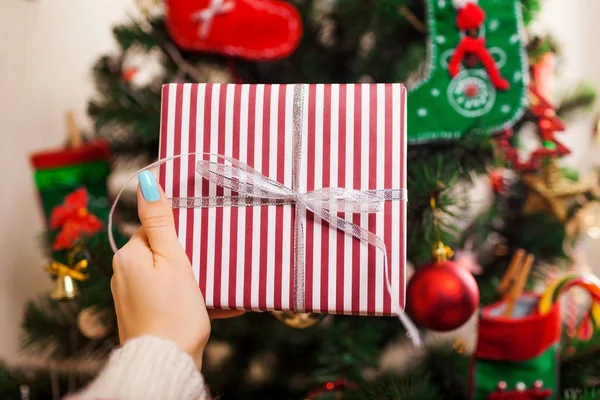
158, 83, 407, 315
469, 293, 561, 400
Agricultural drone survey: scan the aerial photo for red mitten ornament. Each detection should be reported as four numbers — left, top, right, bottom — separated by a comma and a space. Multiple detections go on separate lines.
166, 0, 302, 60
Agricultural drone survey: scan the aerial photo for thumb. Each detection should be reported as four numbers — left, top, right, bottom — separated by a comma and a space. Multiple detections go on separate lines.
137, 171, 180, 256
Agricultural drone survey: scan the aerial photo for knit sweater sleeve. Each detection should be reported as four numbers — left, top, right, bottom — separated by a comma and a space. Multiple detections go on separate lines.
66, 336, 208, 400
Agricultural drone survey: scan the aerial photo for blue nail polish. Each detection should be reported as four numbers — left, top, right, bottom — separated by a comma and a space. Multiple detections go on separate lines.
138, 171, 160, 202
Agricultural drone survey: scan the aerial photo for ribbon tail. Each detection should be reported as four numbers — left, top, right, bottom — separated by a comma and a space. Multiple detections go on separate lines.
382, 251, 423, 347
312, 204, 423, 347
397, 309, 423, 347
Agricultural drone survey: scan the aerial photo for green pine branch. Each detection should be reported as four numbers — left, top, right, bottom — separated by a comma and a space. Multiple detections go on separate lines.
557, 83, 597, 120
521, 0, 542, 26
407, 133, 493, 264
112, 20, 163, 52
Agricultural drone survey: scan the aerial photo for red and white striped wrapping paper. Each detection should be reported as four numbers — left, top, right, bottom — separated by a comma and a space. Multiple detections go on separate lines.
158, 83, 407, 315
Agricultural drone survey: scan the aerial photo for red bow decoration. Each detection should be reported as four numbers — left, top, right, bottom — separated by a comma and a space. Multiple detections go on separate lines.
50, 188, 102, 251
449, 1, 510, 90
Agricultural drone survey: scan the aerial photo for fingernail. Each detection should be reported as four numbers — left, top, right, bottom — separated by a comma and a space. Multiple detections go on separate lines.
138, 171, 160, 202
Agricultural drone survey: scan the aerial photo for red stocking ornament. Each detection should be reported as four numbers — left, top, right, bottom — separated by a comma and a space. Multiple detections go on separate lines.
448, 0, 510, 90
166, 0, 302, 60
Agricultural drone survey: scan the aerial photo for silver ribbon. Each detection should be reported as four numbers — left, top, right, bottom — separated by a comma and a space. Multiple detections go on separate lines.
191, 0, 235, 39
192, 154, 407, 314
108, 84, 422, 347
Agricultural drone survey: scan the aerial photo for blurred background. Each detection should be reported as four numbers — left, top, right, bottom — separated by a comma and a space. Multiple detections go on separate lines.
2, 0, 600, 398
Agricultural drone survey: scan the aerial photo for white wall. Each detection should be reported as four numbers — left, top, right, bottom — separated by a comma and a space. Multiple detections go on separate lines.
0, 0, 135, 364
535, 0, 600, 171
0, 0, 599, 365
537, 0, 600, 277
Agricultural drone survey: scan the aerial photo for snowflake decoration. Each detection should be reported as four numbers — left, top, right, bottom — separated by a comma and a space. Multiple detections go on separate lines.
489, 19, 500, 31
513, 71, 522, 82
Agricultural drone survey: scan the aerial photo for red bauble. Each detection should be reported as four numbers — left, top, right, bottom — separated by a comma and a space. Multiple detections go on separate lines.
406, 260, 479, 331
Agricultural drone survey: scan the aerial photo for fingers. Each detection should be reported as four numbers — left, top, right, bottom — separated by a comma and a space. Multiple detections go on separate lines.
112, 227, 148, 272
137, 171, 181, 256
110, 275, 126, 344
208, 309, 246, 319
129, 227, 148, 243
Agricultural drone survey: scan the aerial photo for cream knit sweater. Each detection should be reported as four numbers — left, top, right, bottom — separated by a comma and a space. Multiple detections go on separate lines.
67, 336, 208, 400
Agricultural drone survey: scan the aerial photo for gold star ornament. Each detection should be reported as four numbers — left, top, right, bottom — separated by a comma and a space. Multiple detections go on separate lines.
522, 161, 589, 222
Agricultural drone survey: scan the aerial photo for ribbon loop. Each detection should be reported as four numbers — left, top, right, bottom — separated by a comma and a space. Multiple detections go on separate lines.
196, 158, 390, 214
197, 158, 294, 199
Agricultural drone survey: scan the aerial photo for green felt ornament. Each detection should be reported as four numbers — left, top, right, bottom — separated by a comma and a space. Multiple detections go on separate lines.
408, 0, 529, 142
32, 160, 111, 222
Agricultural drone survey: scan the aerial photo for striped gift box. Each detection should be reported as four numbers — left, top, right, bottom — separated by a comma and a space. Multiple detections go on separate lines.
158, 83, 407, 316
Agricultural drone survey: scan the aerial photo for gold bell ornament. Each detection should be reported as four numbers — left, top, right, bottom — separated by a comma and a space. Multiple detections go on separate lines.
51, 273, 79, 301
46, 258, 89, 301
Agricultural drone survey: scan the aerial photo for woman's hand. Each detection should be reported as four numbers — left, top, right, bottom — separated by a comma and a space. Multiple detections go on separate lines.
111, 171, 242, 369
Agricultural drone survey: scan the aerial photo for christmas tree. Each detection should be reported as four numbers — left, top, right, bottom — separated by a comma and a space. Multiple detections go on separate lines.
3, 0, 600, 398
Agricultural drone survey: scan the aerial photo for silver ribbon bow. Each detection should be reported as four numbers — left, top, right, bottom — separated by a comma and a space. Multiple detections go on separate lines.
193, 155, 407, 314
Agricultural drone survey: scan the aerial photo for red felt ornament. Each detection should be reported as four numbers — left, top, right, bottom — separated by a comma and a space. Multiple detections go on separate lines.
50, 188, 102, 251
165, 0, 302, 60
448, 0, 509, 90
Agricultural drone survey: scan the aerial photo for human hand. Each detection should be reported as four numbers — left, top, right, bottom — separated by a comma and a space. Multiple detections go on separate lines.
111, 171, 243, 369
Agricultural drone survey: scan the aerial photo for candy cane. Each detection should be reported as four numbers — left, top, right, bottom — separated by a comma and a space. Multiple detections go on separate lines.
538, 273, 600, 338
